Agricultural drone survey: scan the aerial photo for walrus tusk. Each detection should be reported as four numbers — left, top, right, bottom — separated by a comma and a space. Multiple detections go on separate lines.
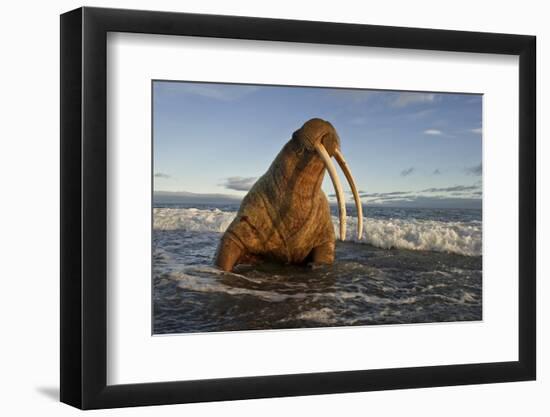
334, 149, 363, 240
315, 143, 347, 241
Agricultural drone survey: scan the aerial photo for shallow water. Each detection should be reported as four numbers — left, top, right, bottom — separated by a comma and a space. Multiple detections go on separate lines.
153, 207, 482, 334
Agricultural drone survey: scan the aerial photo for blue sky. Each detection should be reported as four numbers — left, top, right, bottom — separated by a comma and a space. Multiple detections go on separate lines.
153, 81, 482, 209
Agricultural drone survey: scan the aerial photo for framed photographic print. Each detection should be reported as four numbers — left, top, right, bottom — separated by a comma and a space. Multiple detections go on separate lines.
60, 6, 536, 409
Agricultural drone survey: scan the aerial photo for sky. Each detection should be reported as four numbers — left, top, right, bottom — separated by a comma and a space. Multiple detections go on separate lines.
153, 81, 482, 209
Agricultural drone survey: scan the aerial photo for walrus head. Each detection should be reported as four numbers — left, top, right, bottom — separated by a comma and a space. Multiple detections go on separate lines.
292, 118, 363, 241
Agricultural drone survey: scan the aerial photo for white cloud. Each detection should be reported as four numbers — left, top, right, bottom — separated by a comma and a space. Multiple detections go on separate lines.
328, 89, 374, 103
350, 116, 368, 125
357, 182, 482, 208
406, 109, 435, 119
424, 129, 442, 135
465, 163, 482, 176
157, 82, 259, 101
154, 172, 171, 179
470, 127, 483, 134
221, 176, 257, 191
400, 167, 415, 177
421, 185, 480, 193
392, 93, 436, 107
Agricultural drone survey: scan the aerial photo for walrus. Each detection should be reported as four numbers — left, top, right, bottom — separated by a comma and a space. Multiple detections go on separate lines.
215, 118, 363, 272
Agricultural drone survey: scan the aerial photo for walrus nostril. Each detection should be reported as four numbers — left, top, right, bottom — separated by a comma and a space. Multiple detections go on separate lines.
314, 142, 347, 241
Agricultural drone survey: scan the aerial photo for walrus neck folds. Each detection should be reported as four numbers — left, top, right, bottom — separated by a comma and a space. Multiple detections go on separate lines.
273, 139, 326, 203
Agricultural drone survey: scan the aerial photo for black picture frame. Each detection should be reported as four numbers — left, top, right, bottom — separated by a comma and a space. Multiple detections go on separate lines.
60, 6, 536, 410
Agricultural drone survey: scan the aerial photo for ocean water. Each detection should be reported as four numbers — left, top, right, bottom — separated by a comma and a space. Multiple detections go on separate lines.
153, 203, 482, 334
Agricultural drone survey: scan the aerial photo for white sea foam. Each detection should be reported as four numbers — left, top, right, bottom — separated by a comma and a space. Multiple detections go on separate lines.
296, 308, 336, 324
154, 207, 234, 233
342, 216, 482, 257
169, 267, 308, 302
154, 208, 482, 257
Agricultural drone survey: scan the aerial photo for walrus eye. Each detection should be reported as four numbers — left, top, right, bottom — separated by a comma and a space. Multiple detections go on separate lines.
314, 143, 363, 241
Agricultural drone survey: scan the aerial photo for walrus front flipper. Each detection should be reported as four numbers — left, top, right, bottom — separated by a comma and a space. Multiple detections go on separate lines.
309, 241, 335, 266
215, 234, 245, 272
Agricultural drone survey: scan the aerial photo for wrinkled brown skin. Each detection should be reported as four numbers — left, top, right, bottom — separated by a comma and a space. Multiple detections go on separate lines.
215, 118, 341, 272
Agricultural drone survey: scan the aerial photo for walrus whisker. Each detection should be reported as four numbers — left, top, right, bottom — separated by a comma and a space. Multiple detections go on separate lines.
334, 148, 363, 240
314, 142, 347, 241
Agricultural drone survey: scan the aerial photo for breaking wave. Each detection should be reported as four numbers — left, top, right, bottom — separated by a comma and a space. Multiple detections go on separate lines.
153, 207, 481, 257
